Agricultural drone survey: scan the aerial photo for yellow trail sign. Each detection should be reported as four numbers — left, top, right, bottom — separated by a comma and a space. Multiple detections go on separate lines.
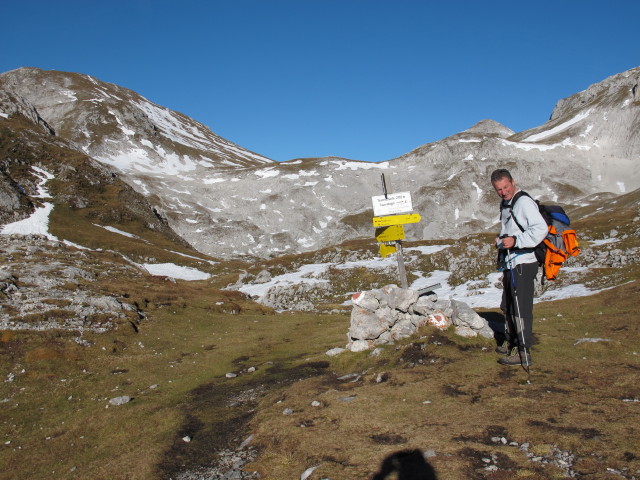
375, 225, 405, 242
378, 243, 397, 258
372, 213, 421, 227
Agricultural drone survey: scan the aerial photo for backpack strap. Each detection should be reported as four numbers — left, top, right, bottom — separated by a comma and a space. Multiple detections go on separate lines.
500, 190, 533, 233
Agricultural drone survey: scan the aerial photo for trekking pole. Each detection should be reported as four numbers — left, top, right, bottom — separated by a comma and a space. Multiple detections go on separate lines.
506, 248, 531, 375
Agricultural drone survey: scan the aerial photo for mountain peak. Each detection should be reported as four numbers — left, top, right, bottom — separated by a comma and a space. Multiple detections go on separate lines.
461, 119, 514, 138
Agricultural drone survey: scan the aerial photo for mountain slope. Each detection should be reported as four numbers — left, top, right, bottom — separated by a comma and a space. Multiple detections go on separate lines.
0, 113, 192, 251
1, 66, 638, 259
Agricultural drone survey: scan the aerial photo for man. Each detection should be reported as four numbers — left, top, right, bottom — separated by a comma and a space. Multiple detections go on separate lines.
491, 169, 548, 367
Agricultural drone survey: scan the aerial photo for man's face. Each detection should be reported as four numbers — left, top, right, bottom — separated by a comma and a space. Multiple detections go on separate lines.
492, 177, 516, 201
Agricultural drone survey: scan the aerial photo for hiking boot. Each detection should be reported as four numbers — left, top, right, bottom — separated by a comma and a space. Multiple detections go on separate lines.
498, 347, 532, 367
495, 339, 514, 355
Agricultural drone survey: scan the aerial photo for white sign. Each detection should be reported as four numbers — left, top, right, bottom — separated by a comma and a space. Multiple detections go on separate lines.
371, 191, 413, 216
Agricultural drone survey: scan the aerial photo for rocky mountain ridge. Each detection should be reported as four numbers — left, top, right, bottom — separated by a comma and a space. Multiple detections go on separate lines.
1, 66, 639, 258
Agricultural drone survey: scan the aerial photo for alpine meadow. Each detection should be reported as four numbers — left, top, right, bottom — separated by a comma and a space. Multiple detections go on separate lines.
1, 66, 639, 480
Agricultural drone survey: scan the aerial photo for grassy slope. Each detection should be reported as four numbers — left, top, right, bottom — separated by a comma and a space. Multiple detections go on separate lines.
246, 282, 640, 479
2, 277, 638, 480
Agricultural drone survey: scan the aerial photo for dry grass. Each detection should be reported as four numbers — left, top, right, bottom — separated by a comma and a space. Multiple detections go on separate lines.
244, 282, 640, 480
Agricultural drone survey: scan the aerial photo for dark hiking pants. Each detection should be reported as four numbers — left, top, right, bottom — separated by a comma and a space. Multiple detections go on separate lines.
500, 261, 538, 349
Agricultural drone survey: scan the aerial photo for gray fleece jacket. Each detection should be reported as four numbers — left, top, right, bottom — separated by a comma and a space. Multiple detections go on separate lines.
499, 190, 548, 267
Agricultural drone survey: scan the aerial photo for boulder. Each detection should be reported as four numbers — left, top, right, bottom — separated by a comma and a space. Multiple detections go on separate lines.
348, 339, 373, 352
412, 295, 438, 315
375, 306, 397, 328
390, 317, 416, 341
427, 311, 451, 329
351, 290, 380, 312
451, 299, 486, 330
349, 306, 388, 340
388, 287, 419, 312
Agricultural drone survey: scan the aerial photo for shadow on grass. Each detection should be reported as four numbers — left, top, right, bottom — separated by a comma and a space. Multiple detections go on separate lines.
370, 449, 438, 480
477, 310, 505, 346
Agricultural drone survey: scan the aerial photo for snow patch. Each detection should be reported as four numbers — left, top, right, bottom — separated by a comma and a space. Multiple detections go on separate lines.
254, 168, 280, 179
521, 110, 591, 142
471, 182, 482, 199
1, 167, 57, 240
139, 263, 211, 281
95, 225, 139, 239
331, 160, 390, 171
203, 177, 226, 184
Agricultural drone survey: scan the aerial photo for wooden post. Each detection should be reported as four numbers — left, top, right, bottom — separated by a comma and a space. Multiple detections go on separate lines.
381, 173, 409, 289
396, 241, 409, 289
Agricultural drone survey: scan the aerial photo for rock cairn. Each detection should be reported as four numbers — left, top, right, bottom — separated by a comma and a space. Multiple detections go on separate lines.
344, 284, 494, 353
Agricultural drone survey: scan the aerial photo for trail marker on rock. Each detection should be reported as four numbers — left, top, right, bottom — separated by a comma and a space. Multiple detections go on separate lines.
372, 173, 421, 288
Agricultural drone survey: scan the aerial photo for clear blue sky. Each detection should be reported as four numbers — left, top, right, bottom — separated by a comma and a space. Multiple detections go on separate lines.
2, 0, 638, 162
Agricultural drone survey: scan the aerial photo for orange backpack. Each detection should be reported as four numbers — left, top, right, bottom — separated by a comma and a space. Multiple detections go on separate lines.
508, 192, 580, 281
542, 223, 580, 280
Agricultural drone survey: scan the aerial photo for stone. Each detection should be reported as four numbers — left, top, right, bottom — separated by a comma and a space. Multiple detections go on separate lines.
427, 311, 451, 329
342, 288, 495, 352
454, 325, 478, 338
351, 290, 380, 312
348, 339, 372, 352
349, 306, 388, 340
325, 347, 346, 356
375, 331, 393, 345
375, 306, 397, 328
412, 295, 437, 315
369, 288, 391, 307
477, 323, 495, 339
451, 299, 486, 330
388, 287, 419, 312
433, 299, 454, 318
390, 318, 416, 341
108, 395, 132, 406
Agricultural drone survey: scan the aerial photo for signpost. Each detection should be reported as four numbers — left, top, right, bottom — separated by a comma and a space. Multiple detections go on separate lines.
372, 213, 421, 227
378, 242, 397, 259
375, 225, 405, 242
372, 173, 421, 289
371, 191, 412, 216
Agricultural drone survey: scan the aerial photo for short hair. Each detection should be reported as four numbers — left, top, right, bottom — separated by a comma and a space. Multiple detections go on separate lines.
490, 168, 513, 183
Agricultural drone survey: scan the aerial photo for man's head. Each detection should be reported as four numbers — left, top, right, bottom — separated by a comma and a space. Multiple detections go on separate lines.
491, 168, 516, 201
